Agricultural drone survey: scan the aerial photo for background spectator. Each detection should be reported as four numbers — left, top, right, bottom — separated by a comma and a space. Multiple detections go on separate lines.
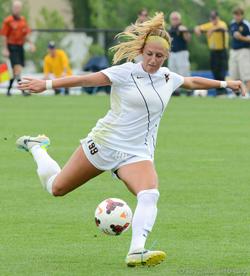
136, 8, 149, 24
127, 8, 149, 63
43, 41, 72, 95
168, 11, 191, 96
229, 7, 250, 97
1, 0, 35, 96
195, 11, 228, 96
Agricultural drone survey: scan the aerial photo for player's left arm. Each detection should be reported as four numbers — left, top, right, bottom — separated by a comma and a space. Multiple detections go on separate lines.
182, 77, 246, 96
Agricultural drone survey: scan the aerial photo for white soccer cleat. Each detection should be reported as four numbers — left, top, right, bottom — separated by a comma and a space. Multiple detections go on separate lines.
125, 249, 166, 267
16, 135, 50, 152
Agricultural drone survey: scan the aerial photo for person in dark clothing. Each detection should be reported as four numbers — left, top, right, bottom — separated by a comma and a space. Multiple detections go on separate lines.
229, 7, 250, 98
168, 11, 191, 95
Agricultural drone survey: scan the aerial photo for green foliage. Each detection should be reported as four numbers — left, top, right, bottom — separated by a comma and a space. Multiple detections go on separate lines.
88, 43, 105, 56
0, 0, 10, 24
66, 0, 91, 28
27, 7, 67, 72
0, 0, 10, 57
35, 7, 66, 29
67, 0, 250, 70
82, 43, 106, 66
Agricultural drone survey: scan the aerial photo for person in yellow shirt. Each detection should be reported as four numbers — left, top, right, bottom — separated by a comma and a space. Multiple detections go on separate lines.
195, 11, 228, 96
43, 41, 72, 95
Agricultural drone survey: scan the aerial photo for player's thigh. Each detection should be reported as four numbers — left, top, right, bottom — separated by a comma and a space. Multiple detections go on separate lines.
117, 160, 158, 195
52, 146, 103, 195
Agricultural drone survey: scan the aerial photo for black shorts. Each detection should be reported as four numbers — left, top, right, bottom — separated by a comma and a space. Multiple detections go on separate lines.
8, 44, 25, 67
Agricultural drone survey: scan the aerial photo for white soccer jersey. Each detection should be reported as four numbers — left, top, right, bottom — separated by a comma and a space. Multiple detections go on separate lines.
88, 62, 184, 158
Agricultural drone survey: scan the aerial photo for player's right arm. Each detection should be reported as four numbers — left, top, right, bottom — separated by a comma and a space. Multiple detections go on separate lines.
182, 77, 246, 96
18, 72, 112, 93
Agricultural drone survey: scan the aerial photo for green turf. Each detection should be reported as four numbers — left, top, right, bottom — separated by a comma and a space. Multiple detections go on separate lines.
0, 94, 249, 276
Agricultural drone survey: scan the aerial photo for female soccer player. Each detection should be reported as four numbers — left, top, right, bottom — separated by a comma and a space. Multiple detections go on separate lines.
17, 13, 245, 267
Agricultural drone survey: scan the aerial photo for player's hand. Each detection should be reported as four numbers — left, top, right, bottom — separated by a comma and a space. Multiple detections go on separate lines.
29, 43, 36, 53
207, 29, 214, 37
233, 31, 242, 40
2, 48, 9, 57
18, 77, 46, 93
178, 25, 188, 32
227, 80, 246, 96
194, 26, 201, 36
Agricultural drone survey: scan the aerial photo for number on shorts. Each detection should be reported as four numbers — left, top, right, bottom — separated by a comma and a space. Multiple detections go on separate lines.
87, 140, 98, 155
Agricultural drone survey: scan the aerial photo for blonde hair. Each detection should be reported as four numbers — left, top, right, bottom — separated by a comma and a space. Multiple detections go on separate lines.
111, 12, 171, 64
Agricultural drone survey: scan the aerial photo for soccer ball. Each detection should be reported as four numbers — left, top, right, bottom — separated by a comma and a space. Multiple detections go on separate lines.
94, 198, 133, 236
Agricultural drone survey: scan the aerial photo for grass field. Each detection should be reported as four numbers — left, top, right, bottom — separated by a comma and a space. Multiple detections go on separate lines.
0, 94, 249, 276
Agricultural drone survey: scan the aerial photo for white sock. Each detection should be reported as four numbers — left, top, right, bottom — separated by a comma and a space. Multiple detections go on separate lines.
30, 145, 61, 194
129, 188, 159, 254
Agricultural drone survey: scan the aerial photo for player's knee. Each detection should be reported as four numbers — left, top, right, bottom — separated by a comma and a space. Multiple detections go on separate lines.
51, 183, 67, 197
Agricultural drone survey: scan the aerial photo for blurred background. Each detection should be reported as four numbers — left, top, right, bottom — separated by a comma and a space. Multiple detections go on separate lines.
1, 0, 250, 96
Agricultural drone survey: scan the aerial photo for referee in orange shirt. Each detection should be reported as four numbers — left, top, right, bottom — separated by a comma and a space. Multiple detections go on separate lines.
1, 1, 35, 96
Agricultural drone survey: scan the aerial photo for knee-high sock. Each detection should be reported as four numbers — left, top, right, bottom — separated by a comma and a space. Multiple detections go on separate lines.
30, 145, 61, 194
129, 189, 159, 253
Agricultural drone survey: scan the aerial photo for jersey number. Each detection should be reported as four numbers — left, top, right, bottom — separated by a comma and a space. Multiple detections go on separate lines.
87, 140, 98, 155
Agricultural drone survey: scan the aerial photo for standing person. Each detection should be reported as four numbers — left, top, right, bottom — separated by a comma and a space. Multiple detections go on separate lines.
129, 8, 149, 63
194, 11, 228, 96
136, 8, 149, 24
0, 0, 35, 96
168, 11, 191, 96
17, 13, 245, 267
229, 7, 250, 98
43, 41, 72, 95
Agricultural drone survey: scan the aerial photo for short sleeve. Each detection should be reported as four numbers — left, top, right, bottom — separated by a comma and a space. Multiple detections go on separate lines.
199, 22, 210, 32
244, 20, 250, 35
101, 62, 134, 85
171, 72, 184, 91
221, 21, 228, 30
229, 22, 234, 34
1, 18, 10, 36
